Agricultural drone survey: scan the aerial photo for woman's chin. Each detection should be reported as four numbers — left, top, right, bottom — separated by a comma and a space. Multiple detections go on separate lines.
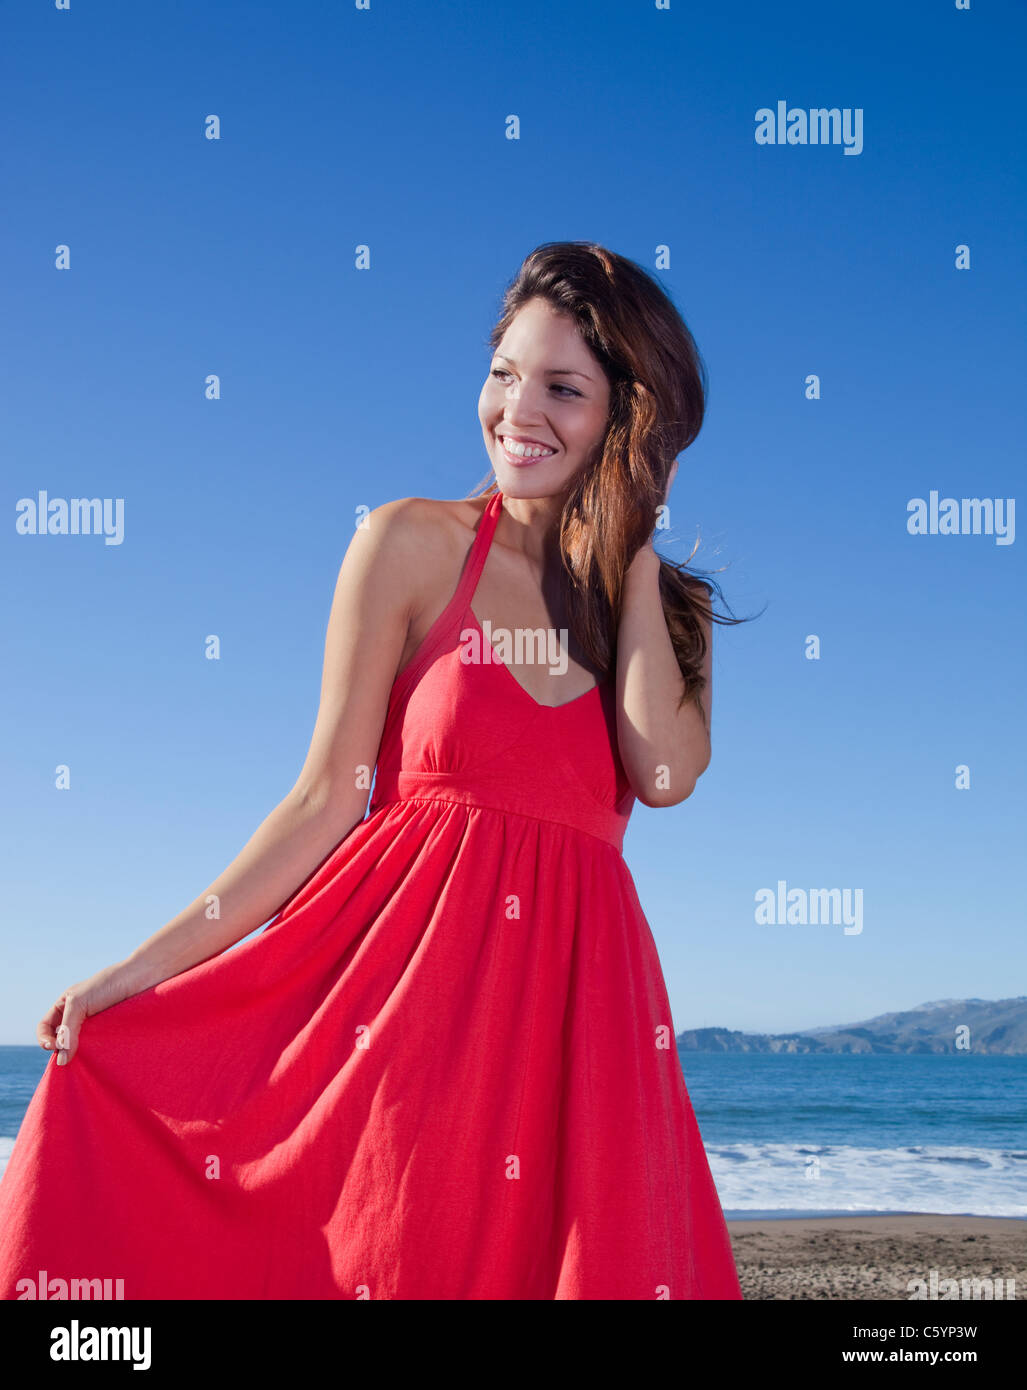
492, 459, 584, 499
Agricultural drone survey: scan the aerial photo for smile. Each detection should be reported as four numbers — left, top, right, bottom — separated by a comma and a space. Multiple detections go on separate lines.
498, 436, 557, 463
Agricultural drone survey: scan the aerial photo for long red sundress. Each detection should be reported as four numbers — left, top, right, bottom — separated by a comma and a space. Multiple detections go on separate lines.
0, 488, 742, 1301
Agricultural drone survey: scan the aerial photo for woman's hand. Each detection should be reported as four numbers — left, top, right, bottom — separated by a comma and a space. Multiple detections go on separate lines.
628, 459, 679, 576
652, 459, 679, 538
662, 458, 679, 506
38, 961, 144, 1067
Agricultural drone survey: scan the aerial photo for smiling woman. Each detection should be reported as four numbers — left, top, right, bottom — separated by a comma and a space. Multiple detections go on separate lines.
469, 245, 753, 798
0, 241, 750, 1302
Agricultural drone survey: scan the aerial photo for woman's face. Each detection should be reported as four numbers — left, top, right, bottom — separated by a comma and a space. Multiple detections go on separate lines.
478, 297, 611, 499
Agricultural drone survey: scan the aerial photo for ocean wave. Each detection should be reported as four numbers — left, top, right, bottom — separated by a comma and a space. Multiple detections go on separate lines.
707, 1142, 1027, 1218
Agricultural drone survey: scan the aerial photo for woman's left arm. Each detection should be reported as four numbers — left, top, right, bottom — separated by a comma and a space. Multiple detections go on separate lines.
615, 484, 712, 808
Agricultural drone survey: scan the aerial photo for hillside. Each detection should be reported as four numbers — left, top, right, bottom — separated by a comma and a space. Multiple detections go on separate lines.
676, 997, 1027, 1055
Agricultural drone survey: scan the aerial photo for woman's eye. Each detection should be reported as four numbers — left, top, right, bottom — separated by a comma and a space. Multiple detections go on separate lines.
490, 368, 578, 397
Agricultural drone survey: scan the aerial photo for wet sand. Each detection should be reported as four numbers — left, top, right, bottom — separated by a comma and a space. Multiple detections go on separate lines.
726, 1214, 1026, 1300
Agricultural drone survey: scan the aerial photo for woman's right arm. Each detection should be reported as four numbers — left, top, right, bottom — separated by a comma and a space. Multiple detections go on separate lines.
40, 498, 431, 1066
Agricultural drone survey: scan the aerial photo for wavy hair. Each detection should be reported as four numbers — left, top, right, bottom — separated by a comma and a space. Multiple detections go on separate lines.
471, 241, 754, 723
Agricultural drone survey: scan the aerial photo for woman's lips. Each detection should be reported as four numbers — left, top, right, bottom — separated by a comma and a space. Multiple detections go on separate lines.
497, 437, 557, 467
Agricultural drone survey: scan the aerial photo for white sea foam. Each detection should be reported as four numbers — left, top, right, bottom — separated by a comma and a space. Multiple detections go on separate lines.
708, 1142, 1027, 1218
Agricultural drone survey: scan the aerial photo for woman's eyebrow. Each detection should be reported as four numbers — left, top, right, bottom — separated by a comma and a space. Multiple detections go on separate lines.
494, 353, 594, 381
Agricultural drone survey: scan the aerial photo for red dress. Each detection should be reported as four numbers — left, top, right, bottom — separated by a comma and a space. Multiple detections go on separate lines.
0, 489, 742, 1300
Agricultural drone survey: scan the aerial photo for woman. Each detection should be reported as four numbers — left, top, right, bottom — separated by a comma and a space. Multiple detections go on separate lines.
0, 242, 745, 1300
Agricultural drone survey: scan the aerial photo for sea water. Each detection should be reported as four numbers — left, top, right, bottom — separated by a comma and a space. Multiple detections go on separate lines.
680, 1050, 1027, 1219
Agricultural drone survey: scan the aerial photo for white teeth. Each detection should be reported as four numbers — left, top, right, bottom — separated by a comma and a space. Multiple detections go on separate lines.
500, 437, 554, 458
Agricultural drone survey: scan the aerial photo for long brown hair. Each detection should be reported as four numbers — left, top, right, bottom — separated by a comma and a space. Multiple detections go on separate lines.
471, 241, 754, 724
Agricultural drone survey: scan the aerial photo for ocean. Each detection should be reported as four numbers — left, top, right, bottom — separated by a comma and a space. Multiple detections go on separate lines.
680, 1050, 1027, 1219
1, 1046, 1024, 1220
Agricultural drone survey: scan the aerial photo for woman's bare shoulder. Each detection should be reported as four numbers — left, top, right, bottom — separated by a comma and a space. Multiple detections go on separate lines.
365, 494, 490, 567
363, 497, 491, 659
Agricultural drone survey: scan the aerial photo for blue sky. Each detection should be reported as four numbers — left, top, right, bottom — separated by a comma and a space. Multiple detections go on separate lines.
1, 0, 1024, 1043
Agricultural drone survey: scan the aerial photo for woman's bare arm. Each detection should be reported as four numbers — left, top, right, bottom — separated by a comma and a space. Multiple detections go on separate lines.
42, 498, 427, 1063
615, 548, 712, 807
613, 463, 713, 807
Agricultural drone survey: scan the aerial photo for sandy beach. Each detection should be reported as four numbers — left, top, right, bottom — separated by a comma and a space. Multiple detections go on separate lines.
726, 1215, 1026, 1300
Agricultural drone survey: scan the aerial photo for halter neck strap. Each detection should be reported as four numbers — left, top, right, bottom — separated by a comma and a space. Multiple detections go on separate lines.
386, 490, 503, 711
450, 490, 503, 614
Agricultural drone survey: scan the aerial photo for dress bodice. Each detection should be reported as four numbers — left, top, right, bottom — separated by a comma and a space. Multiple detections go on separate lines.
368, 490, 636, 850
